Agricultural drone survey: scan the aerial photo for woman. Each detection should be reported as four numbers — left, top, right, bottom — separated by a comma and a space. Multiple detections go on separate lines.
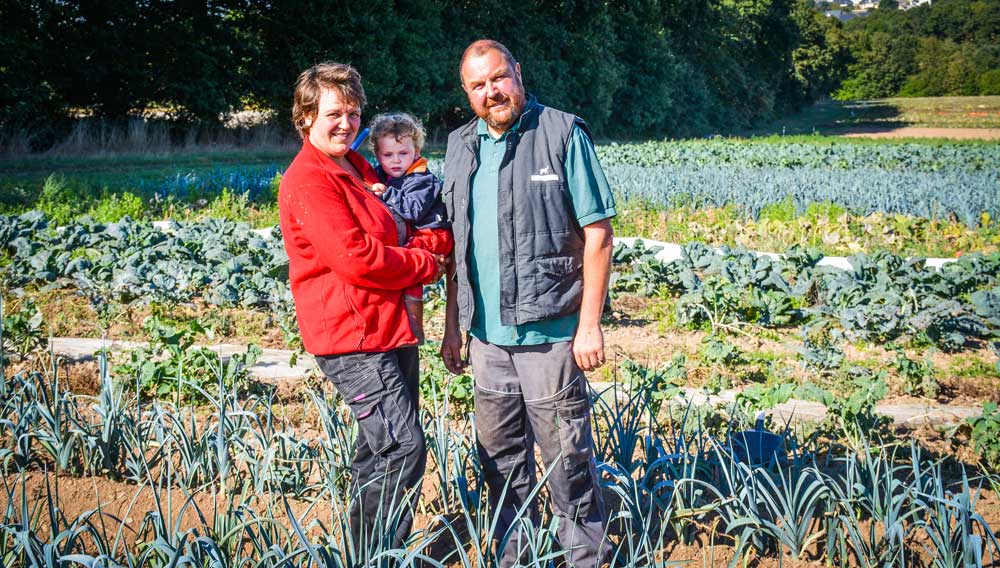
278, 62, 445, 550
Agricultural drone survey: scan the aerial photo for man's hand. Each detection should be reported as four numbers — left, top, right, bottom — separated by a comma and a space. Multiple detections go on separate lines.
440, 328, 466, 374
440, 251, 465, 374
573, 323, 605, 372
369, 182, 387, 196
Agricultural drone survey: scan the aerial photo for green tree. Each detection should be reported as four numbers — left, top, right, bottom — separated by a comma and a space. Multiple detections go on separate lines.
836, 0, 998, 99
0, 1, 65, 146
835, 31, 917, 99
786, 0, 849, 102
605, 0, 688, 137
140, 1, 252, 121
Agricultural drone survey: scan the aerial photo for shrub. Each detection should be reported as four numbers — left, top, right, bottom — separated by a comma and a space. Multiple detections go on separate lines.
36, 174, 74, 226
88, 192, 146, 222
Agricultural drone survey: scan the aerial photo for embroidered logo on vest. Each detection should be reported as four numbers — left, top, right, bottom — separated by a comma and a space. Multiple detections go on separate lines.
530, 166, 559, 182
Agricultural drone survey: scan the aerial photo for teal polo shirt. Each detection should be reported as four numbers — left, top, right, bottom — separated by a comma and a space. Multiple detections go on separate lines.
468, 106, 617, 346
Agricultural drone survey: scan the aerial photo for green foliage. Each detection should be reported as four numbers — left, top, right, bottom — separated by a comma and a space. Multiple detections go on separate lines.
0, 338, 999, 565
700, 334, 744, 368
0, 295, 45, 362
799, 320, 846, 372
87, 192, 146, 223
0, 213, 291, 321
620, 355, 686, 416
735, 382, 797, 416
194, 188, 253, 223
600, 138, 1000, 230
759, 196, 798, 224
803, 369, 889, 450
898, 38, 986, 97
788, 0, 850, 102
968, 402, 1000, 472
36, 175, 75, 226
891, 346, 938, 398
419, 341, 473, 417
114, 315, 260, 400
979, 69, 1000, 95
3, 0, 848, 143
612, 239, 1000, 370
837, 0, 1000, 99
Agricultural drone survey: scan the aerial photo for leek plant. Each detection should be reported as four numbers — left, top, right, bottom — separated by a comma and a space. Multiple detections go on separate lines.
1, 326, 999, 566
422, 377, 478, 516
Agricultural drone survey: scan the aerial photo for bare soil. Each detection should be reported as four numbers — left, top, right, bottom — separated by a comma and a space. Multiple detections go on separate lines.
4, 467, 997, 566
841, 126, 1000, 140
34, 288, 291, 350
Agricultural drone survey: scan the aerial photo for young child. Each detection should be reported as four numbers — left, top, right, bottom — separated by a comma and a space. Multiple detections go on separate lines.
368, 112, 452, 343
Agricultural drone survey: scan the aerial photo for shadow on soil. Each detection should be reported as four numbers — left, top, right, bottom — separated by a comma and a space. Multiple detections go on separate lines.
747, 99, 907, 136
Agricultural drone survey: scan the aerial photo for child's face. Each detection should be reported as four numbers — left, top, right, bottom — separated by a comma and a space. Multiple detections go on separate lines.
375, 135, 418, 179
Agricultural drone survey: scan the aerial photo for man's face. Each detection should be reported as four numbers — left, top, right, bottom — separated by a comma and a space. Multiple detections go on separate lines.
306, 89, 361, 159
460, 49, 526, 135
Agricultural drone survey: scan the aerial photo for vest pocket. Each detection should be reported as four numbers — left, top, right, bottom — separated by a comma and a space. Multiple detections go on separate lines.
532, 256, 582, 301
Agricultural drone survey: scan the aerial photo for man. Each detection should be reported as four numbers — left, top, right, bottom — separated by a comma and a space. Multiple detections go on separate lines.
440, 39, 615, 568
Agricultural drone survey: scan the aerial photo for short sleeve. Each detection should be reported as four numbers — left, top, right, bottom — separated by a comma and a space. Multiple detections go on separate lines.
563, 125, 616, 227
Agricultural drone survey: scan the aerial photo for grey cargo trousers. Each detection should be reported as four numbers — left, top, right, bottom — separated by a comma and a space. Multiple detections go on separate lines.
470, 337, 609, 568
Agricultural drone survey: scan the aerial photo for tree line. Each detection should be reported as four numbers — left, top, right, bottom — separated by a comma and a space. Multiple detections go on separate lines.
0, 0, 995, 150
1, 0, 848, 148
835, 0, 1000, 98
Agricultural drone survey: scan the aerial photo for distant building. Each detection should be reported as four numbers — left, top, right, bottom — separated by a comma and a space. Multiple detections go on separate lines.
822, 0, 929, 17
825, 9, 867, 20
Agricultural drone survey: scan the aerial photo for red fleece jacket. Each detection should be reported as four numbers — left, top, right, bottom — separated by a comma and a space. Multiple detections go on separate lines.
279, 139, 440, 356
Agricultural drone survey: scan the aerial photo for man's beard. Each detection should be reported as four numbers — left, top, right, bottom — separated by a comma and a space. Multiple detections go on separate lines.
478, 89, 526, 132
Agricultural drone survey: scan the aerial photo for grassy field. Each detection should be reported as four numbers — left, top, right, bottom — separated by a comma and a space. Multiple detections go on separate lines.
748, 96, 1000, 136
0, 149, 294, 190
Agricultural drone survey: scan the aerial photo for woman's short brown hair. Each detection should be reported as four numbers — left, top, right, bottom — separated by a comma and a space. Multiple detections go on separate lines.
368, 112, 426, 153
292, 62, 367, 139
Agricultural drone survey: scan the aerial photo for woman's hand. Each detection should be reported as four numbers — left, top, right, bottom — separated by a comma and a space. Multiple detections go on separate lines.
432, 254, 448, 281
369, 182, 387, 196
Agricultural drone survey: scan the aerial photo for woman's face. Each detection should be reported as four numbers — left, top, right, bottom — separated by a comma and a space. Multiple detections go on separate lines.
307, 89, 361, 159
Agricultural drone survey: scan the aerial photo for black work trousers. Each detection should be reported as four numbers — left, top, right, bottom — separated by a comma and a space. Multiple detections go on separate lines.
317, 346, 426, 555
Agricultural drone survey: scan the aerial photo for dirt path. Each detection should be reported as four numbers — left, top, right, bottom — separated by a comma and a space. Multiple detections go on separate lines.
841, 126, 1000, 140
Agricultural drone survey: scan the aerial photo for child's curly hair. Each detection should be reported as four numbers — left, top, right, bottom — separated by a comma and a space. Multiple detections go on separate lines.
368, 112, 426, 152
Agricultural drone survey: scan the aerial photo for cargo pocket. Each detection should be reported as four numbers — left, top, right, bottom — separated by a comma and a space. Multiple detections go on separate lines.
553, 396, 598, 517
335, 364, 403, 456
555, 397, 594, 471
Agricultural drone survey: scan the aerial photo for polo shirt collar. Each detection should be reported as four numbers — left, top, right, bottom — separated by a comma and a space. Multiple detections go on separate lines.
477, 94, 539, 140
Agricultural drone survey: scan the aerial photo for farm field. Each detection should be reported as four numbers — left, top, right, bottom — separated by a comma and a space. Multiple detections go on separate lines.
2, 133, 1000, 566
748, 96, 1000, 136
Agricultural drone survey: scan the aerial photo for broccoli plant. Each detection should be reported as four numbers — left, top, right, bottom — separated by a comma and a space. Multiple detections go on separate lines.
968, 402, 1000, 473
891, 346, 937, 398
1, 295, 46, 363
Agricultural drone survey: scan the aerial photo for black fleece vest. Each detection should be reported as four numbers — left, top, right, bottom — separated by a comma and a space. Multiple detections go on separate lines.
443, 98, 591, 331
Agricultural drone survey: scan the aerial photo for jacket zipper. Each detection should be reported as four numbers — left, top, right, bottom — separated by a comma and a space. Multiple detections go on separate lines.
506, 135, 520, 326
462, 138, 479, 331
